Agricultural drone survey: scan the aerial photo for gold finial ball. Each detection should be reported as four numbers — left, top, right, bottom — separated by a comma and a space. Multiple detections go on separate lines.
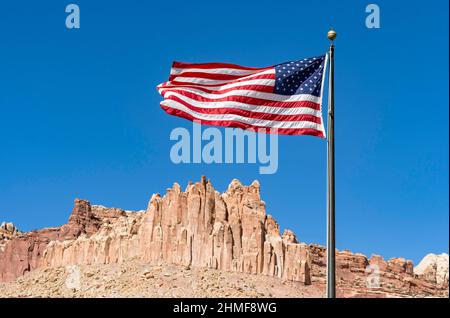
327, 29, 337, 41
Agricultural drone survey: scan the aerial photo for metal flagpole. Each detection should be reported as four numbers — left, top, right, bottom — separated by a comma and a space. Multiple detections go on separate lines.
326, 28, 337, 298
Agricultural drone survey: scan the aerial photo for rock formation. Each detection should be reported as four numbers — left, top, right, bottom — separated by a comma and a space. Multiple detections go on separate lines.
0, 177, 448, 298
0, 222, 20, 238
414, 253, 449, 286
0, 199, 104, 282
38, 177, 311, 284
0, 178, 311, 285
0, 222, 21, 255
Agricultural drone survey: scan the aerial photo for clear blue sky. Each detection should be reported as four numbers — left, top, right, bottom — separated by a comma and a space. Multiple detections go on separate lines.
0, 0, 448, 264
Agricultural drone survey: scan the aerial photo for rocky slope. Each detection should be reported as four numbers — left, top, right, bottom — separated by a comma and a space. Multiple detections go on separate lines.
0, 259, 324, 298
0, 177, 448, 297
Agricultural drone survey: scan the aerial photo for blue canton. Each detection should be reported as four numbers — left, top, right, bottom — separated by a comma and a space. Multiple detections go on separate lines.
274, 55, 326, 97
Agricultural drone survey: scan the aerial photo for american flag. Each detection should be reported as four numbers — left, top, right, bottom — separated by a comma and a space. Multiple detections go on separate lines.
157, 55, 328, 137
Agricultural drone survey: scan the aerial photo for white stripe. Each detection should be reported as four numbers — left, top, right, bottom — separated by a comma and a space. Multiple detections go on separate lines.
171, 77, 231, 85
161, 99, 324, 130
320, 53, 329, 138
170, 69, 275, 85
170, 67, 264, 76
163, 91, 322, 117
159, 86, 321, 103
159, 78, 275, 91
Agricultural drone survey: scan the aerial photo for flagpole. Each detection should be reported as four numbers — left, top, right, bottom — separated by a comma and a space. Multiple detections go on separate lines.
326, 28, 337, 298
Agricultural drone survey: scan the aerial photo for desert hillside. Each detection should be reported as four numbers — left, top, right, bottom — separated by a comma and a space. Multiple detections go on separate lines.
0, 258, 440, 298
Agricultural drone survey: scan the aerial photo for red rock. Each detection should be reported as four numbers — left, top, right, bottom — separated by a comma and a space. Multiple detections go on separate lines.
0, 177, 448, 298
0, 198, 112, 282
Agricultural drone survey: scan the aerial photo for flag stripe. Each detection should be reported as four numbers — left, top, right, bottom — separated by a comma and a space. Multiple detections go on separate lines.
169, 72, 258, 81
161, 91, 322, 116
172, 61, 270, 71
159, 88, 321, 109
161, 105, 324, 137
162, 95, 322, 123
159, 78, 276, 92
161, 100, 323, 129
160, 85, 274, 97
166, 72, 276, 88
170, 67, 263, 76
168, 69, 275, 85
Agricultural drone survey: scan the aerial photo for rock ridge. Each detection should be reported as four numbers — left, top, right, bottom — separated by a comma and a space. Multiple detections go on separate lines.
0, 177, 448, 298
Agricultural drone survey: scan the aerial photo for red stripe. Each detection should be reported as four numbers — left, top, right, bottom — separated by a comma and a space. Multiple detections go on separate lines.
161, 105, 324, 137
162, 85, 274, 95
161, 89, 321, 110
172, 61, 271, 71
167, 72, 275, 87
164, 95, 322, 124
169, 72, 249, 81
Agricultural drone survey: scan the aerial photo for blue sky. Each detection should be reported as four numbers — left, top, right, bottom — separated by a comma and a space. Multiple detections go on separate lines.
0, 0, 448, 264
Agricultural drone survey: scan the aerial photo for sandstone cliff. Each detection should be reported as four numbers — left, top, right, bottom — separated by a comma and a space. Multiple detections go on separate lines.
414, 253, 449, 286
38, 177, 311, 285
0, 177, 448, 297
1, 177, 311, 285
